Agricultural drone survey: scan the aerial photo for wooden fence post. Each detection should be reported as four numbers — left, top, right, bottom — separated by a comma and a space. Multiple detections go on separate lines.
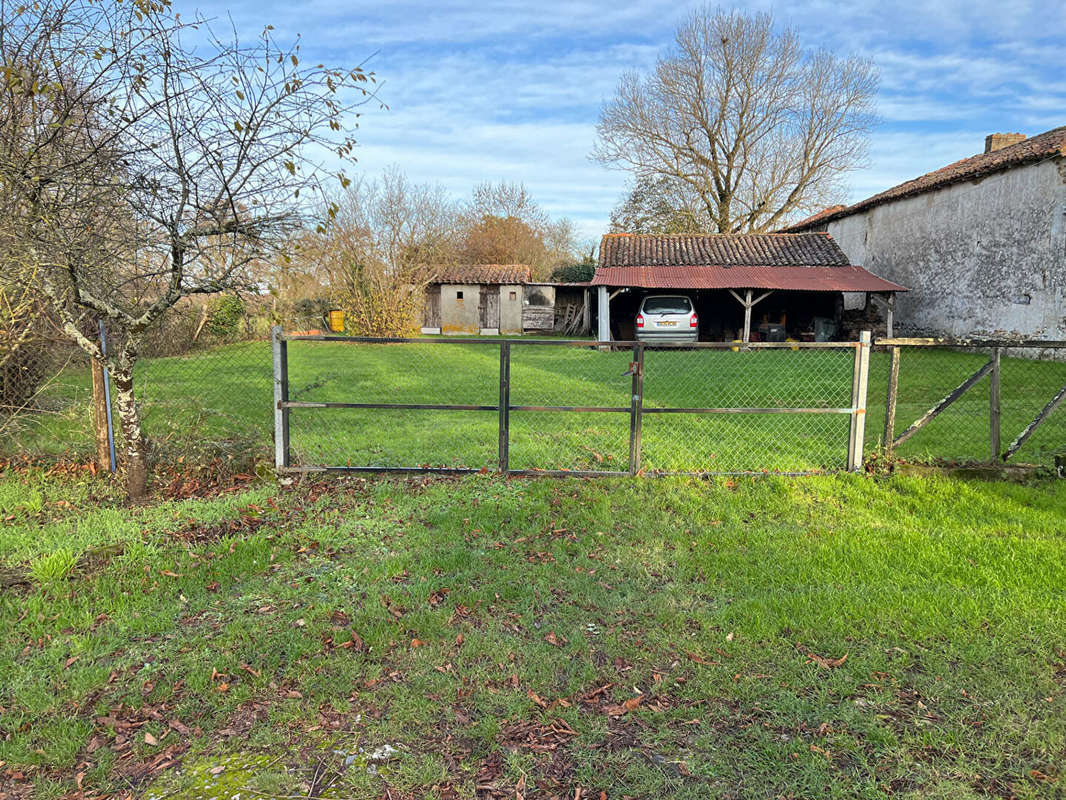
628, 342, 644, 475
847, 331, 872, 471
989, 347, 1001, 461
90, 359, 113, 472
883, 346, 900, 452
498, 341, 511, 474
272, 326, 290, 470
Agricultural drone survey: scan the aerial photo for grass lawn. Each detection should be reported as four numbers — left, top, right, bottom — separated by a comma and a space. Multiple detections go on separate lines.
1, 467, 1065, 798
5, 339, 1066, 472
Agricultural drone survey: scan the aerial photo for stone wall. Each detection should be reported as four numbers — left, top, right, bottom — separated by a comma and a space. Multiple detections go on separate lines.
826, 157, 1066, 339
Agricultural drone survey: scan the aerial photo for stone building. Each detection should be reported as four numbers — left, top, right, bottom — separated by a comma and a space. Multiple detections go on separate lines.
782, 126, 1066, 340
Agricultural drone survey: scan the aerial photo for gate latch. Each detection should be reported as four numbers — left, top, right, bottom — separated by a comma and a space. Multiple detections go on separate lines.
622, 361, 642, 377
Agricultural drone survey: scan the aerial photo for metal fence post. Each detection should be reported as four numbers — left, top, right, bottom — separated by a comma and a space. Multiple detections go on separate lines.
272, 325, 290, 469
989, 346, 1001, 461
628, 342, 645, 475
847, 331, 872, 471
883, 345, 900, 452
498, 341, 511, 474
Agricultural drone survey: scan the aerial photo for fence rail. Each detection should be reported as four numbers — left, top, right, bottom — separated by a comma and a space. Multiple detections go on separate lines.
272, 327, 872, 476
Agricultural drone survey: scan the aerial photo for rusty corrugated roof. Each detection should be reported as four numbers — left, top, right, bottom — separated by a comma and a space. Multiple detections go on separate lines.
780, 125, 1066, 232
598, 233, 851, 268
590, 265, 907, 292
429, 264, 532, 284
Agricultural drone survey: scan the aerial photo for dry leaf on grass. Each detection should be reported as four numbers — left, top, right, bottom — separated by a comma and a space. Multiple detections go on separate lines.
808, 651, 849, 669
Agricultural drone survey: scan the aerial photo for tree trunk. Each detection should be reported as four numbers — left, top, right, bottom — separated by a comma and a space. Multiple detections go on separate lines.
110, 364, 148, 501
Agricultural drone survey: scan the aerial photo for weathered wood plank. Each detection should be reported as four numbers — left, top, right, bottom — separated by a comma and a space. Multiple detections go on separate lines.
1002, 381, 1066, 461
883, 346, 900, 449
893, 358, 994, 447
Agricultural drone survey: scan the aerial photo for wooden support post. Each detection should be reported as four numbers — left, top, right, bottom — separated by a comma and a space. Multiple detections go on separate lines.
498, 341, 511, 474
743, 289, 753, 343
596, 285, 610, 345
989, 347, 1001, 462
883, 346, 900, 451
581, 289, 590, 334
90, 359, 113, 472
272, 326, 290, 470
847, 331, 871, 471
628, 342, 644, 475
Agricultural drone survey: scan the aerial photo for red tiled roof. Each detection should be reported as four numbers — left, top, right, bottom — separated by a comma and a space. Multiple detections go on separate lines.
590, 265, 907, 292
429, 264, 531, 284
780, 125, 1066, 232
599, 232, 851, 268
779, 205, 847, 232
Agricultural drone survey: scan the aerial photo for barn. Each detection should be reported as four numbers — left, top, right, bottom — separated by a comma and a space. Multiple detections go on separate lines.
591, 233, 907, 342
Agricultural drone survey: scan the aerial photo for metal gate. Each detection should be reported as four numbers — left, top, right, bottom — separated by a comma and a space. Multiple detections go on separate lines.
272, 328, 871, 476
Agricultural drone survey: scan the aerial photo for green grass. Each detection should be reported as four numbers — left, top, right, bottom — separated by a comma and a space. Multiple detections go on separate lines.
5, 340, 1065, 472
1, 467, 1065, 798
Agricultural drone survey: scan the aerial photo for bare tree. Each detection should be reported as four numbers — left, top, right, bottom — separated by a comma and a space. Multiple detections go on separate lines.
593, 7, 878, 233
0, 0, 375, 498
609, 175, 711, 234
460, 181, 577, 279
311, 169, 461, 336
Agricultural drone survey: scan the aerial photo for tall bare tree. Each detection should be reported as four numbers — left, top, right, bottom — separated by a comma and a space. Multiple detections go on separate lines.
593, 7, 878, 233
0, 0, 375, 498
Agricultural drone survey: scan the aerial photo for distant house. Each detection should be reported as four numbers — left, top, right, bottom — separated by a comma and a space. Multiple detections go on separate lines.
591, 233, 905, 342
422, 265, 591, 336
782, 127, 1066, 340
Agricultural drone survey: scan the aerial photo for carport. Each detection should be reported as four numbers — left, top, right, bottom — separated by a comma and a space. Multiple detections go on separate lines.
592, 233, 907, 342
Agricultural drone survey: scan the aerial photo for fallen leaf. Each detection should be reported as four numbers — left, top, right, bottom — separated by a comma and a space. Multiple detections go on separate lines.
808, 651, 849, 669
622, 695, 643, 711
410, 638, 426, 648
686, 651, 720, 666
144, 732, 158, 746
160, 570, 181, 578
527, 689, 548, 708
725, 631, 735, 642
64, 656, 80, 669
216, 682, 229, 693
209, 765, 226, 775
284, 689, 303, 699
544, 631, 566, 647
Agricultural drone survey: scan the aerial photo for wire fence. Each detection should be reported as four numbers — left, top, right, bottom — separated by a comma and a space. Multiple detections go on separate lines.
1, 332, 1064, 476
274, 332, 870, 476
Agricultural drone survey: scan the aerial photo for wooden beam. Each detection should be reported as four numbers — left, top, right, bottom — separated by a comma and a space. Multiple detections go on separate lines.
743, 289, 752, 343
893, 358, 994, 447
883, 346, 900, 450
1002, 380, 1066, 461
989, 347, 1001, 461
597, 285, 610, 344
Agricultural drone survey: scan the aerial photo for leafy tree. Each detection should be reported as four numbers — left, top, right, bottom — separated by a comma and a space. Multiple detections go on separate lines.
609, 176, 712, 234
0, 0, 374, 498
593, 7, 878, 233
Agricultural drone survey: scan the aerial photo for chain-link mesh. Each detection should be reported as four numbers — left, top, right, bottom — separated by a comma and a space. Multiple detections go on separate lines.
285, 340, 499, 469
7, 333, 1064, 474
508, 344, 632, 473
640, 345, 856, 473
868, 344, 1066, 467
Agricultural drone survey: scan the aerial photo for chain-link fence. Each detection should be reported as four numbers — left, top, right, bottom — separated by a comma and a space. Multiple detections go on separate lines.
867, 341, 1066, 468
275, 332, 869, 475
4, 331, 1064, 475
1, 337, 274, 466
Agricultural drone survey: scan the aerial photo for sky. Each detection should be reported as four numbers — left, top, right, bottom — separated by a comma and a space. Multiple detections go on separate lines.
189, 0, 1066, 246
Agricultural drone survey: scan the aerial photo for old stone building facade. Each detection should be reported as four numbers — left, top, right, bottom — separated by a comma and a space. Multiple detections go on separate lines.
784, 126, 1066, 340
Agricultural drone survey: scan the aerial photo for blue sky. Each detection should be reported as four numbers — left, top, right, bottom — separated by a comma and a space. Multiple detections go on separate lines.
193, 0, 1065, 246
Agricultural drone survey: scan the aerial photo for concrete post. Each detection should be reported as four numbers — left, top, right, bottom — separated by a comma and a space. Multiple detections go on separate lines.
597, 285, 610, 343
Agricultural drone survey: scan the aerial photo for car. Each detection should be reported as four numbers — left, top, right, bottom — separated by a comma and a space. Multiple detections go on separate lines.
635, 295, 698, 343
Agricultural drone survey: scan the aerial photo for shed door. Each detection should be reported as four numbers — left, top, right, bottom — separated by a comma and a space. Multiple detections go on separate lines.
424, 285, 441, 327
479, 287, 500, 329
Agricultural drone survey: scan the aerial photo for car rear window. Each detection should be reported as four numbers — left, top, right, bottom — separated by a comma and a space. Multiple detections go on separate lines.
642, 297, 692, 314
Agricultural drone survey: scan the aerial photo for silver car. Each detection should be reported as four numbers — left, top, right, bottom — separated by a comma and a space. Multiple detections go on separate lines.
636, 295, 698, 343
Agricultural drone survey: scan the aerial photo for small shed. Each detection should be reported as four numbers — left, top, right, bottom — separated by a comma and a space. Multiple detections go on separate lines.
422, 266, 592, 336
591, 233, 908, 342
422, 265, 531, 335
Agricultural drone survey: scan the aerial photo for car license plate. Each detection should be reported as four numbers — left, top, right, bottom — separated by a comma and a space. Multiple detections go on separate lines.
658, 320, 677, 327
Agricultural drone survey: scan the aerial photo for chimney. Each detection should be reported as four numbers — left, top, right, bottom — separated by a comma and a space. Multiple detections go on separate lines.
985, 132, 1026, 153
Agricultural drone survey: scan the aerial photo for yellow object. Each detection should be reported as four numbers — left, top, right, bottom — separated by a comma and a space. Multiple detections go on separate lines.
327, 309, 345, 333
